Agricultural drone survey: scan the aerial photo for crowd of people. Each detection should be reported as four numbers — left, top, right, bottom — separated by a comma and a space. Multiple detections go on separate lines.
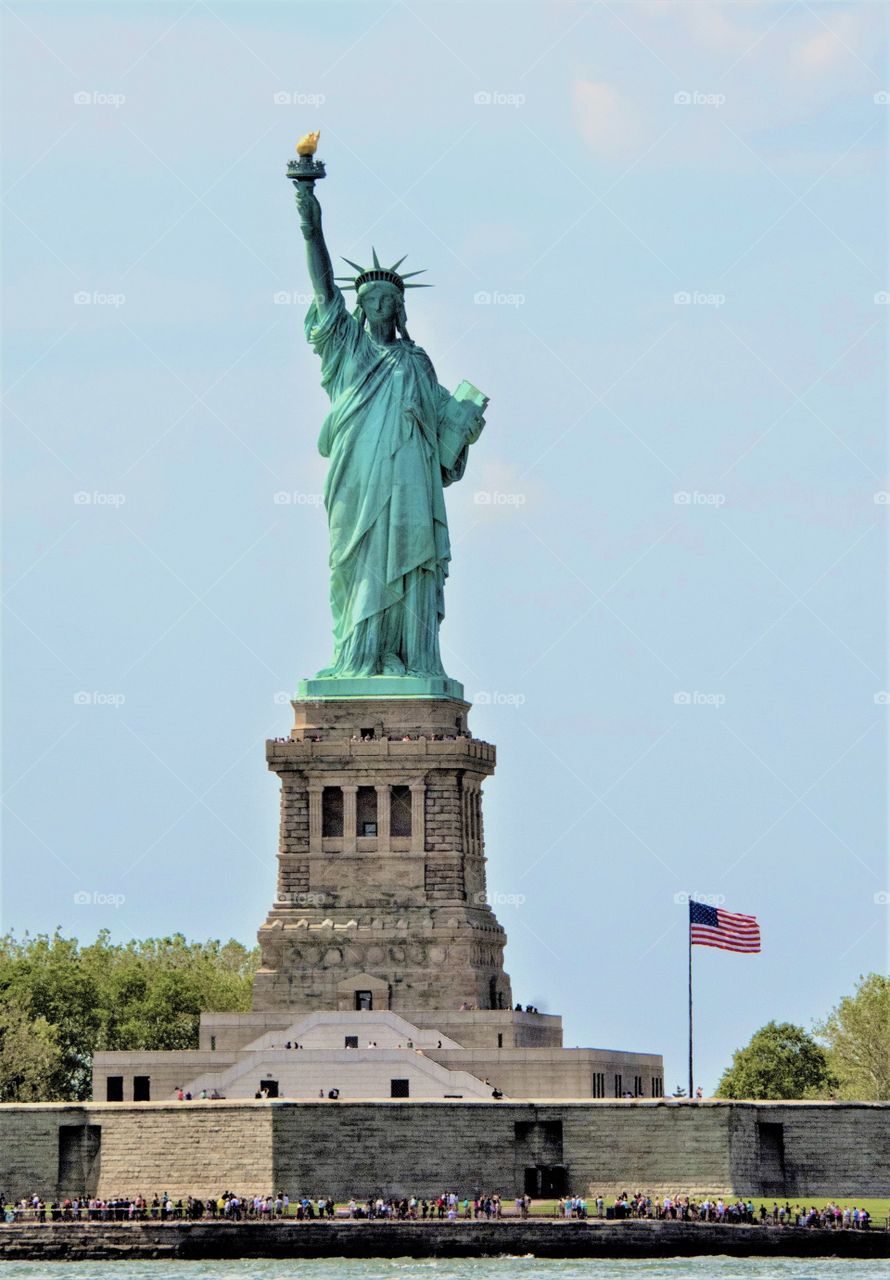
599, 1192, 875, 1229
270, 732, 478, 745
0, 1190, 880, 1230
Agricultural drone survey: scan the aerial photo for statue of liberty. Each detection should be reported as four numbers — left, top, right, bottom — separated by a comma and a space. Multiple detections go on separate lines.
292, 143, 487, 696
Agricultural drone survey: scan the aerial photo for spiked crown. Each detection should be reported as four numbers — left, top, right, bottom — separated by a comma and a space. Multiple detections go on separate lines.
335, 248, 430, 295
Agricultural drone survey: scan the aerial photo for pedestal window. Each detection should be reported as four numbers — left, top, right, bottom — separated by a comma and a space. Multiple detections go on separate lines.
322, 787, 343, 837
390, 785, 412, 837
356, 786, 377, 836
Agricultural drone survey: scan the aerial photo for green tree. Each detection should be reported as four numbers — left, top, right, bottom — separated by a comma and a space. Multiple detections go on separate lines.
0, 998, 61, 1101
0, 930, 259, 1101
715, 1020, 832, 1100
815, 973, 890, 1100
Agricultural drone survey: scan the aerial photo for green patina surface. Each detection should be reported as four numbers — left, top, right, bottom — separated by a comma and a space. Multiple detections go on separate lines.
297, 675, 465, 701
292, 167, 486, 701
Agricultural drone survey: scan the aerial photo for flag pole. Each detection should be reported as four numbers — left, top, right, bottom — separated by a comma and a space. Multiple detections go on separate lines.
688, 901, 694, 1099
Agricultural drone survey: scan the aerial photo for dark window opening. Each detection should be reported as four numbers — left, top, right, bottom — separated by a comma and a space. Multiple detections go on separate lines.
360, 727, 374, 740
58, 1125, 101, 1197
260, 1078, 279, 1098
651, 1076, 663, 1097
210, 1035, 216, 1051
391, 785, 412, 837
758, 1122, 786, 1195
133, 1075, 150, 1102
497, 1033, 503, 1048
634, 1075, 643, 1097
322, 786, 344, 837
355, 990, 373, 1011
592, 1072, 605, 1098
390, 1078, 410, 1098
489, 976, 498, 1010
344, 1035, 359, 1049
106, 1075, 124, 1102
356, 786, 377, 836
614, 1073, 623, 1098
524, 1165, 568, 1198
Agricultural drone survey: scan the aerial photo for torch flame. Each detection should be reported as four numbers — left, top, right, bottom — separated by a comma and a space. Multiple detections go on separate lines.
296, 131, 320, 157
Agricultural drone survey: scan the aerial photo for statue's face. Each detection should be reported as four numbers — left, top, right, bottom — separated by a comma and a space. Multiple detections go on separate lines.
358, 282, 401, 323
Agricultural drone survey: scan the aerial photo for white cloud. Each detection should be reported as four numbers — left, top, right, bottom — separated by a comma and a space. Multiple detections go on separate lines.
572, 80, 643, 159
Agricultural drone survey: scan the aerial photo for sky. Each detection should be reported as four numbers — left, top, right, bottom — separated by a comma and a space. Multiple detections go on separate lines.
2, 1, 888, 1094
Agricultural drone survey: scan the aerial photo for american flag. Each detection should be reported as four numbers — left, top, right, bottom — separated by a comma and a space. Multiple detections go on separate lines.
689, 900, 761, 953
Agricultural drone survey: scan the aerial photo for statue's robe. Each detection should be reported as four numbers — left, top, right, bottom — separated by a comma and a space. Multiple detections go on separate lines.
305, 289, 479, 678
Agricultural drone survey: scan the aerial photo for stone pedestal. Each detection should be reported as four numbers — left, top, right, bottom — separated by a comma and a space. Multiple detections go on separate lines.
253, 696, 513, 1015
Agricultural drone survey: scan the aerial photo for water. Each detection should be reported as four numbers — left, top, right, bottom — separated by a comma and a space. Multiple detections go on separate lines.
0, 1261, 887, 1280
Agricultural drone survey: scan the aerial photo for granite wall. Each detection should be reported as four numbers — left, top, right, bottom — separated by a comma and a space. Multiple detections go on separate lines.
0, 1099, 886, 1201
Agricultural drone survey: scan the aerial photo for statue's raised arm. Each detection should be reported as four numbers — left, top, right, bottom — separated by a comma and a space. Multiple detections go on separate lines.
295, 184, 336, 307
